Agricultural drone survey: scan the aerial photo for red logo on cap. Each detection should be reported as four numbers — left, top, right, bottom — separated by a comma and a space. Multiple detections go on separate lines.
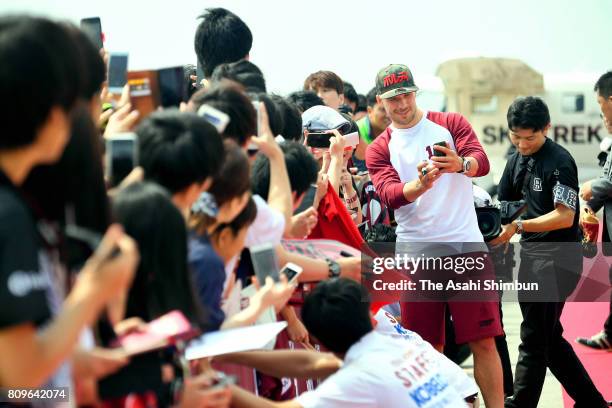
383, 71, 410, 87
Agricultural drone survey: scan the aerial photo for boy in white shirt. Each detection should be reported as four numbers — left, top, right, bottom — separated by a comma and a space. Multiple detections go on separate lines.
227, 279, 467, 408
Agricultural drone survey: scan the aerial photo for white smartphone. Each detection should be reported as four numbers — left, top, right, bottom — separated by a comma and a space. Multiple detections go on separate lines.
280, 262, 303, 284
105, 133, 138, 188
108, 53, 129, 94
198, 104, 230, 133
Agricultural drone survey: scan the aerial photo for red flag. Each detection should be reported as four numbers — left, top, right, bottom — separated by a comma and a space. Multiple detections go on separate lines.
307, 183, 364, 250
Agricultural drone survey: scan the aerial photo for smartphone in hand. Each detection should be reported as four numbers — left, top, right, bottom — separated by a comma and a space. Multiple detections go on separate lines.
306, 132, 332, 148
433, 141, 447, 157
279, 262, 303, 285
198, 104, 230, 134
106, 133, 138, 188
158, 66, 188, 108
108, 53, 129, 94
250, 243, 280, 285
80, 17, 103, 50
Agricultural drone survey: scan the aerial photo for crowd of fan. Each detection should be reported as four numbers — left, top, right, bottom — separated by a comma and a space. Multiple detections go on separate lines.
2, 6, 610, 408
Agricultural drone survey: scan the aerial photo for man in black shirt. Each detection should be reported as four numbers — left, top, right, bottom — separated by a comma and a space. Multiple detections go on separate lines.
0, 16, 138, 388
577, 71, 612, 351
492, 97, 607, 408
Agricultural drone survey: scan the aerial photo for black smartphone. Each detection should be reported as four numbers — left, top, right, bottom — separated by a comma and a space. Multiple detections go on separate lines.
196, 60, 205, 88
250, 243, 280, 285
306, 132, 332, 148
108, 53, 129, 94
158, 66, 187, 108
80, 17, 103, 50
433, 141, 447, 157
105, 134, 138, 187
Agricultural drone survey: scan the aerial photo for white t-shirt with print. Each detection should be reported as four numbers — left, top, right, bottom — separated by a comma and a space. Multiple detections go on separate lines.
296, 331, 466, 408
388, 114, 482, 243
374, 308, 479, 400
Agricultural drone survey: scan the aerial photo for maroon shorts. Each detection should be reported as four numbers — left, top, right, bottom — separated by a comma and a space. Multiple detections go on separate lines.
400, 300, 503, 345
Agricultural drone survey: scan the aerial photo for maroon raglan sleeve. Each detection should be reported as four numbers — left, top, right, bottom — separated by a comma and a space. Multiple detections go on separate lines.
365, 132, 410, 209
445, 112, 490, 177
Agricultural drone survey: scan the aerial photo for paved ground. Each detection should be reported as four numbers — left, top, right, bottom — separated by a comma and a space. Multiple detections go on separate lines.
462, 302, 563, 407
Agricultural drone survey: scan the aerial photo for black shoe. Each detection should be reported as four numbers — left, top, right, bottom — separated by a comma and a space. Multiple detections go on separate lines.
576, 331, 612, 351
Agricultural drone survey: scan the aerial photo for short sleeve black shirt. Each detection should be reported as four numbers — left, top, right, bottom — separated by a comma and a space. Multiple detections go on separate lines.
498, 138, 581, 242
0, 170, 51, 329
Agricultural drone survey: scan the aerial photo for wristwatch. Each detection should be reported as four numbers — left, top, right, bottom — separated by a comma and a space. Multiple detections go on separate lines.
458, 157, 471, 173
514, 220, 524, 235
326, 258, 341, 278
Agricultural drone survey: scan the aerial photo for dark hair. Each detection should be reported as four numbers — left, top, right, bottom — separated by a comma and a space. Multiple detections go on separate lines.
302, 278, 372, 354
355, 94, 367, 113
249, 93, 284, 137
343, 82, 359, 109
365, 87, 378, 108
211, 59, 266, 93
286, 90, 324, 113
183, 64, 198, 99
190, 140, 250, 234
340, 113, 358, 135
69, 25, 105, 99
22, 102, 110, 270
364, 224, 397, 243
303, 71, 344, 94
209, 140, 250, 207
251, 141, 318, 200
190, 83, 256, 146
113, 182, 206, 326
194, 8, 253, 78
0, 16, 84, 149
211, 196, 257, 239
270, 94, 302, 141
506, 96, 550, 132
594, 71, 612, 99
137, 110, 224, 194
338, 104, 353, 115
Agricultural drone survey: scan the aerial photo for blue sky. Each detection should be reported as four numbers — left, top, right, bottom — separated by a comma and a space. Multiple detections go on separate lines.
1, 0, 610, 95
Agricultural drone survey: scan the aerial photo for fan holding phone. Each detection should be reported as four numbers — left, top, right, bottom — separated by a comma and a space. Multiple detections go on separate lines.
302, 105, 354, 150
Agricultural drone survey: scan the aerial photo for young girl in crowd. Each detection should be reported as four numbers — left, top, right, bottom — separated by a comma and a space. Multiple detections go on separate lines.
98, 182, 231, 407
189, 141, 294, 330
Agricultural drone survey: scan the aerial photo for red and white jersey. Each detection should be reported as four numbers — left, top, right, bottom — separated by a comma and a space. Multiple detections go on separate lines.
366, 111, 489, 242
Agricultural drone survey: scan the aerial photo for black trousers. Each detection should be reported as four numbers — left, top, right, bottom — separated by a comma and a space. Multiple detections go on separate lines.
505, 301, 607, 408
506, 255, 606, 408
496, 301, 514, 397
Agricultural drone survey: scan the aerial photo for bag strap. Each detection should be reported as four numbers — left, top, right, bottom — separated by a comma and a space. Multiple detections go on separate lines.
520, 157, 535, 196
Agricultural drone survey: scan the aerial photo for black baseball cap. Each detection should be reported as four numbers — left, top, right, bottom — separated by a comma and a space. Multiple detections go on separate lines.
376, 64, 419, 99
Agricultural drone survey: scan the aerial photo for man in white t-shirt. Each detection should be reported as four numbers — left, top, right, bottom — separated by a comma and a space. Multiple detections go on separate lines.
228, 279, 466, 407
365, 64, 504, 408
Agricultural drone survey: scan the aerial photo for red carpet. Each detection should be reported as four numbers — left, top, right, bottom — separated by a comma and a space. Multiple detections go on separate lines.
560, 253, 611, 407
